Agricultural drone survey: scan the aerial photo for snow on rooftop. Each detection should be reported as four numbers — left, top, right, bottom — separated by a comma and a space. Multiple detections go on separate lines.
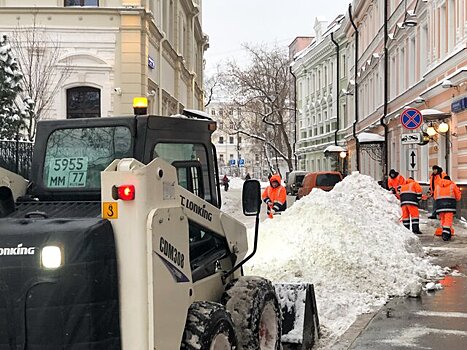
420, 108, 450, 116
324, 145, 346, 153
183, 108, 211, 119
244, 172, 444, 340
357, 132, 385, 143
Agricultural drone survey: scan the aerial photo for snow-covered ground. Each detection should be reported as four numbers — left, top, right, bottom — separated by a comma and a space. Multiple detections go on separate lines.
220, 172, 455, 347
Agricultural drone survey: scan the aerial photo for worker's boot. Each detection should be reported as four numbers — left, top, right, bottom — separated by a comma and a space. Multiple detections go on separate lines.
402, 219, 410, 231
412, 219, 422, 234
441, 226, 451, 241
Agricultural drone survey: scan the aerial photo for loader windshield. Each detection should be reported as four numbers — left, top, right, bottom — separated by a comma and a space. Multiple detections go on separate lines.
43, 126, 132, 189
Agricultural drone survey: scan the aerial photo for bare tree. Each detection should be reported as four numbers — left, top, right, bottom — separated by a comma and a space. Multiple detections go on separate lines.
218, 43, 295, 172
10, 16, 72, 140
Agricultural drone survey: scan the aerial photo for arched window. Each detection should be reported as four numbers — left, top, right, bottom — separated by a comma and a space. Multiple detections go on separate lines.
67, 86, 101, 119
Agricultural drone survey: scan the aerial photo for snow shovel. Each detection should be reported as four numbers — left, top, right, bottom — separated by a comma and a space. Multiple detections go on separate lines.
274, 283, 320, 349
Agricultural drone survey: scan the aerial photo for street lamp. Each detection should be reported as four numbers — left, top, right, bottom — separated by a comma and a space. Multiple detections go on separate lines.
339, 151, 347, 158
438, 121, 449, 133
426, 123, 437, 137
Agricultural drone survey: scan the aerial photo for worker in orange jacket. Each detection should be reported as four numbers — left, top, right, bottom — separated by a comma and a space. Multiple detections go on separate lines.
428, 165, 448, 219
434, 175, 461, 241
398, 177, 423, 234
388, 169, 405, 198
262, 174, 287, 218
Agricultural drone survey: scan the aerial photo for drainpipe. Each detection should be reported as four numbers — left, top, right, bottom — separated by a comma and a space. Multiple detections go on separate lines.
349, 4, 360, 171
289, 66, 298, 169
159, 35, 167, 115
330, 31, 340, 146
380, 0, 389, 178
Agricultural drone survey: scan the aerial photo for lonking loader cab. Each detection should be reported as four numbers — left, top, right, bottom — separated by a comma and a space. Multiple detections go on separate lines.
13, 114, 220, 211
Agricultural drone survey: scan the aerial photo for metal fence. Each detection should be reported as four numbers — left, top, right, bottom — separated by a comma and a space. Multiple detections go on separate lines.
0, 139, 34, 180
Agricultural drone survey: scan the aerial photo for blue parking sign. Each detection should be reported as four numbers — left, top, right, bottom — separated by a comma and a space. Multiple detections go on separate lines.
239, 159, 245, 166
229, 159, 236, 166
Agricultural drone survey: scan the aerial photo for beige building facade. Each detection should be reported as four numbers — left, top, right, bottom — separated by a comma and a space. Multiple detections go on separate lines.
293, 0, 467, 184
0, 0, 207, 120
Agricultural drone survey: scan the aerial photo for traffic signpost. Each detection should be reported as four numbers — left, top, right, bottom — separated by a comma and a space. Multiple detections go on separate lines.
400, 108, 423, 130
407, 149, 418, 171
401, 133, 422, 145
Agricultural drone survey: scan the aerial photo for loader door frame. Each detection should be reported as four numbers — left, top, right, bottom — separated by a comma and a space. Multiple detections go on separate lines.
171, 160, 205, 199
188, 220, 230, 282
144, 116, 220, 208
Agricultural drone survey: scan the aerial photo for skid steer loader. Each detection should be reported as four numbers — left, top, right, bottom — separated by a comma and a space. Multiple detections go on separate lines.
0, 109, 319, 349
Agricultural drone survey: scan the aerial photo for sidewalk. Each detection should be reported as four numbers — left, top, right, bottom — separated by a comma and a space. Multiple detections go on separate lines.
333, 213, 467, 349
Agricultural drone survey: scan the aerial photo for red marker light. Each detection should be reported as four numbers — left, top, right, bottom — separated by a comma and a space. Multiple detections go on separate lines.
117, 185, 135, 200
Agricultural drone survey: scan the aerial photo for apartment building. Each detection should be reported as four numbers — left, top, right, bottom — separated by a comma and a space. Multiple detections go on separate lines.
293, 0, 467, 184
291, 15, 349, 173
205, 100, 270, 179
0, 0, 207, 120
344, 0, 467, 182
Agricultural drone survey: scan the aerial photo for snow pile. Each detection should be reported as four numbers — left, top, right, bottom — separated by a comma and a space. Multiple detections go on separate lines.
244, 172, 444, 338
228, 177, 245, 190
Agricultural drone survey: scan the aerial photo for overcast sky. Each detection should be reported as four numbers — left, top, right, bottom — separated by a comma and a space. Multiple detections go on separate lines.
202, 0, 351, 75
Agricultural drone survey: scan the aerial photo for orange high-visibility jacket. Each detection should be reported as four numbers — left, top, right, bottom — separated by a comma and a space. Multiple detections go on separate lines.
399, 178, 423, 207
434, 179, 461, 213
262, 174, 287, 212
430, 171, 447, 193
388, 174, 405, 194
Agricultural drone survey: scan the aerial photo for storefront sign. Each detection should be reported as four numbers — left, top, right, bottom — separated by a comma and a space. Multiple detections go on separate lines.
451, 97, 467, 113
148, 56, 155, 69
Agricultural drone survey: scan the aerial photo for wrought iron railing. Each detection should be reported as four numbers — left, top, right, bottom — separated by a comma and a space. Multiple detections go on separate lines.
0, 139, 34, 180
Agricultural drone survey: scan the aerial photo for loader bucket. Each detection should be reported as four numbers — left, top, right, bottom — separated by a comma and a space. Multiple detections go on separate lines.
274, 283, 319, 350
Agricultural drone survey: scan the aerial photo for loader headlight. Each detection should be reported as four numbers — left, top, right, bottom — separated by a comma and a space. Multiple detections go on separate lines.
41, 246, 62, 269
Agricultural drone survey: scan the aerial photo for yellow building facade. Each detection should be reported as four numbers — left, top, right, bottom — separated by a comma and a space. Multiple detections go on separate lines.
0, 0, 208, 119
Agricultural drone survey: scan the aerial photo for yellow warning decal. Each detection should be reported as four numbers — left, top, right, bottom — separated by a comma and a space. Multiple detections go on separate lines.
102, 202, 118, 219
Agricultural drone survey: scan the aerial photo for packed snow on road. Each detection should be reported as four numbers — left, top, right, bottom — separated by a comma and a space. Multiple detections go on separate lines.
222, 172, 447, 346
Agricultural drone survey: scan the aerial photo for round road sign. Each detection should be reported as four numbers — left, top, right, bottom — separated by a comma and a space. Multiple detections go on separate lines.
400, 108, 423, 130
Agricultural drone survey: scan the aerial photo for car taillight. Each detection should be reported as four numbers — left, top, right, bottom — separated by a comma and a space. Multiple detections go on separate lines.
112, 185, 135, 200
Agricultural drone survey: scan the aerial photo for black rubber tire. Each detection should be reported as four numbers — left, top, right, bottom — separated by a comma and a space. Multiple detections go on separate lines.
181, 301, 237, 350
442, 232, 451, 241
221, 276, 282, 350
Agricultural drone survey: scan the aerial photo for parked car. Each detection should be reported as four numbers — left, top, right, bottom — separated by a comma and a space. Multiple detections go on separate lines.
285, 171, 308, 196
297, 171, 343, 199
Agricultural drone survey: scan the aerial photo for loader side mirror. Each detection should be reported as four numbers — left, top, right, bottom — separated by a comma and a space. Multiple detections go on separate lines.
242, 180, 261, 216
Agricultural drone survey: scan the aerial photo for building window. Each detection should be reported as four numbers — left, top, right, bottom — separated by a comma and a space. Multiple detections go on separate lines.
211, 109, 216, 115
229, 136, 234, 144
65, 0, 99, 6
219, 136, 224, 144
66, 86, 101, 119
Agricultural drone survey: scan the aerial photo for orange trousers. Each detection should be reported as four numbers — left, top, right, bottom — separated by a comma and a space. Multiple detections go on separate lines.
435, 212, 455, 236
401, 205, 419, 219
401, 205, 420, 233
